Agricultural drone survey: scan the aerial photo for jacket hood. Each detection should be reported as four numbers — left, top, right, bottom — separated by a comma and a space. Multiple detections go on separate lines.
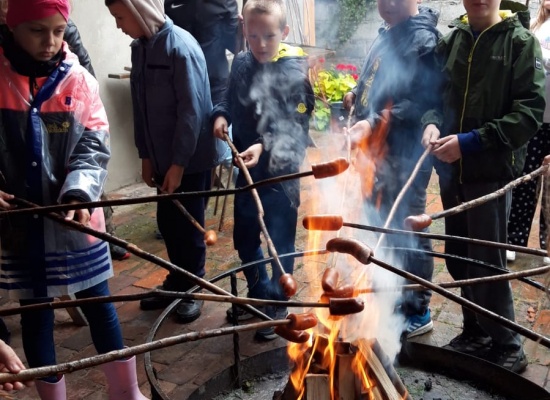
415, 6, 440, 30
270, 43, 306, 62
120, 0, 165, 39
454, 0, 530, 30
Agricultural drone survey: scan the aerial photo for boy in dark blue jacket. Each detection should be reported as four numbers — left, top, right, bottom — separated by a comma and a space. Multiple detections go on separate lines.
106, 0, 225, 323
345, 0, 441, 338
212, 0, 314, 340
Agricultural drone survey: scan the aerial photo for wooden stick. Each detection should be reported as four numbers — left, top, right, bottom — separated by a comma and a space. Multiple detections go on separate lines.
326, 238, 550, 348
222, 133, 287, 278
0, 166, 333, 218
155, 184, 205, 234
11, 198, 270, 321
0, 319, 291, 384
374, 145, 431, 252
354, 265, 550, 294
0, 289, 362, 317
430, 164, 549, 221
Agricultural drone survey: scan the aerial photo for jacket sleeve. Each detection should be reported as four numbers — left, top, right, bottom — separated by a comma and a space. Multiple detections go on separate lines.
211, 54, 242, 125
64, 19, 96, 77
59, 74, 109, 203
477, 33, 546, 150
170, 48, 210, 168
219, 0, 239, 54
421, 39, 447, 130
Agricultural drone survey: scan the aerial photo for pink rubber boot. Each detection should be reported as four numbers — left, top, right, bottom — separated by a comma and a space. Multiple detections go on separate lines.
100, 356, 149, 399
35, 375, 67, 400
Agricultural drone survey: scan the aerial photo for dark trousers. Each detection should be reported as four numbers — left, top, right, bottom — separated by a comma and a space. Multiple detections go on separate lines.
157, 170, 210, 291
440, 178, 521, 347
20, 280, 123, 380
368, 162, 434, 316
233, 186, 297, 301
508, 125, 550, 249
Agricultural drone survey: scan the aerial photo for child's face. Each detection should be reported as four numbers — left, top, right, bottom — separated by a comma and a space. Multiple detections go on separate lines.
463, 0, 501, 21
377, 0, 418, 27
244, 11, 289, 64
108, 1, 146, 39
11, 13, 67, 62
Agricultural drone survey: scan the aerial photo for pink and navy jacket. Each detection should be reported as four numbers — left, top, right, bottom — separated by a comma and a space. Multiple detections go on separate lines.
0, 42, 113, 299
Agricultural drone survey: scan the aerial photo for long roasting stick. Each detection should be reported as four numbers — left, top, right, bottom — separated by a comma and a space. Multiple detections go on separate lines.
155, 184, 217, 245
0, 290, 365, 317
222, 133, 301, 297
11, 198, 271, 321
326, 237, 550, 349
374, 145, 432, 251
0, 159, 348, 218
405, 164, 550, 231
0, 318, 306, 384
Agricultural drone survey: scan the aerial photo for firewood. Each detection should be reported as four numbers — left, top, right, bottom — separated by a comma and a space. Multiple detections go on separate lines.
306, 374, 330, 400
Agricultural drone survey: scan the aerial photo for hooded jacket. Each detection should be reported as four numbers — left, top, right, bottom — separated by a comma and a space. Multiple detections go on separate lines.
353, 6, 441, 165
0, 40, 112, 299
165, 0, 239, 105
211, 44, 314, 206
129, 8, 225, 177
422, 1, 546, 183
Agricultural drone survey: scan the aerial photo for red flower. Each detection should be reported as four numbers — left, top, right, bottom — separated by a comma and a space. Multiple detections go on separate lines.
352, 73, 359, 80
319, 57, 325, 64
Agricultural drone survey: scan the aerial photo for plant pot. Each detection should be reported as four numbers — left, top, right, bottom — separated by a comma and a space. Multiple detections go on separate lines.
330, 101, 348, 134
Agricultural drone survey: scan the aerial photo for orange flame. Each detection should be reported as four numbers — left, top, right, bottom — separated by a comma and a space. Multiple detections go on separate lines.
355, 106, 391, 201
289, 105, 393, 398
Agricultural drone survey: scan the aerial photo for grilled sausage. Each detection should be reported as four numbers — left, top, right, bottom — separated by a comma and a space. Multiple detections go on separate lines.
274, 326, 310, 343
302, 215, 343, 231
311, 158, 349, 179
326, 237, 372, 265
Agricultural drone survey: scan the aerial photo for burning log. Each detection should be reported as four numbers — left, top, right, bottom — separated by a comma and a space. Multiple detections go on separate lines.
277, 336, 410, 400
404, 163, 549, 231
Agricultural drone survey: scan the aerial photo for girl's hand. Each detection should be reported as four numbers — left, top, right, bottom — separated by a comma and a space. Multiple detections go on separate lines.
422, 124, 440, 149
64, 201, 91, 225
432, 135, 461, 163
346, 120, 372, 150
0, 340, 31, 391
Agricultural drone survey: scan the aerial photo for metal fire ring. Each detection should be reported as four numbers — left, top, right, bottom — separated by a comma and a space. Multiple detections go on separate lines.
143, 250, 550, 400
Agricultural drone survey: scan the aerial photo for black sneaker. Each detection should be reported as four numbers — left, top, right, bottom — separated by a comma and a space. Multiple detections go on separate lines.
443, 332, 492, 357
109, 244, 130, 261
176, 299, 203, 324
485, 344, 528, 374
140, 285, 174, 311
226, 306, 255, 323
255, 326, 278, 341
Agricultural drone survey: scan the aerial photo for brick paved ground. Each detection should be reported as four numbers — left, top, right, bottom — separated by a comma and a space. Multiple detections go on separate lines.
2, 132, 550, 399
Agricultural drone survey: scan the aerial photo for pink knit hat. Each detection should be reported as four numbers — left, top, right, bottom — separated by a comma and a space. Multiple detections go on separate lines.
6, 0, 70, 28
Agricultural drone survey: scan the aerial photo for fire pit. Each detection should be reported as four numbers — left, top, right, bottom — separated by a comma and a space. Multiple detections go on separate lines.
142, 254, 550, 400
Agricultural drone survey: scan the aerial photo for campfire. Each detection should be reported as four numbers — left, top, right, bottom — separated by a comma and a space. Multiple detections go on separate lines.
276, 335, 409, 400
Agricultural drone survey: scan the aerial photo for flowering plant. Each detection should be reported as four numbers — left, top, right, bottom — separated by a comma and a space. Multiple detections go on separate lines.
310, 60, 359, 131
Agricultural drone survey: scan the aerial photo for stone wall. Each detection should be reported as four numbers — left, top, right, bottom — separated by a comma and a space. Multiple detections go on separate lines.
314, 0, 542, 68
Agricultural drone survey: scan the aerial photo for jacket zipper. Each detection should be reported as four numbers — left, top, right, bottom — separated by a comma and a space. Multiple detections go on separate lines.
458, 26, 492, 183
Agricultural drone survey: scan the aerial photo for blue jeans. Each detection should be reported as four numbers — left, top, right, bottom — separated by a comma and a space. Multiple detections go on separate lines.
20, 280, 123, 380
233, 186, 298, 301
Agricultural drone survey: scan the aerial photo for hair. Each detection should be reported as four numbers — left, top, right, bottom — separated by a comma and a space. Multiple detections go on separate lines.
105, 0, 119, 6
243, 0, 287, 30
531, 2, 550, 32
